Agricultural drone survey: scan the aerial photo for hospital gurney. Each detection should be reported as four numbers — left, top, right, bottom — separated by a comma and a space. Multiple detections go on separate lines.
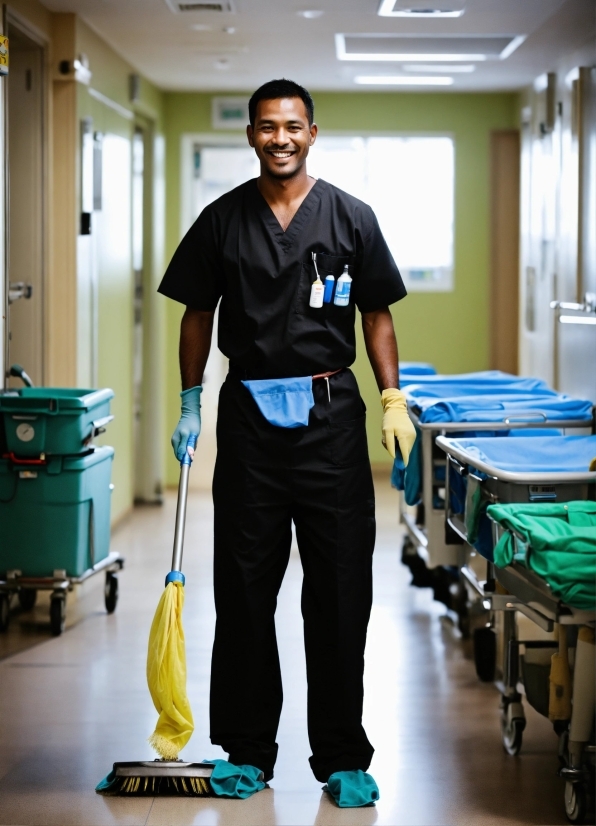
394, 376, 594, 632
484, 504, 595, 824
435, 433, 596, 674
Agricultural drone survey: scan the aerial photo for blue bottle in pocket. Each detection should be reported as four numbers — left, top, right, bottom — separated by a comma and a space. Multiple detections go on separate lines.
334, 266, 352, 306
323, 274, 335, 304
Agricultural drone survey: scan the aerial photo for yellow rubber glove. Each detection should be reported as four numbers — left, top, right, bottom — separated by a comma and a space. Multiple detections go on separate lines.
381, 388, 417, 465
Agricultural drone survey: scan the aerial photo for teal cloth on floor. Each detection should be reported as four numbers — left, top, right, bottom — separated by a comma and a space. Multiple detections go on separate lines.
95, 771, 116, 793
203, 759, 265, 799
325, 770, 380, 808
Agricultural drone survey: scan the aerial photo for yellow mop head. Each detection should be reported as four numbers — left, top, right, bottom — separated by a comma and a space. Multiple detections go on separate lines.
147, 580, 194, 759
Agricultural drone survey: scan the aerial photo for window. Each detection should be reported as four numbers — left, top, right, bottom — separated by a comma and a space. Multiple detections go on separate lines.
308, 136, 455, 292
187, 135, 455, 292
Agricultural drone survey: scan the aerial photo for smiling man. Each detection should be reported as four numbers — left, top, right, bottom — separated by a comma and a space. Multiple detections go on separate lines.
158, 79, 415, 807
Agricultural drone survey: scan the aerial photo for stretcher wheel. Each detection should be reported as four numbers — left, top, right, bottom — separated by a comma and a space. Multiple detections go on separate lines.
0, 594, 10, 632
104, 572, 118, 614
473, 626, 496, 682
565, 781, 589, 823
501, 714, 524, 756
50, 594, 66, 636
18, 589, 37, 611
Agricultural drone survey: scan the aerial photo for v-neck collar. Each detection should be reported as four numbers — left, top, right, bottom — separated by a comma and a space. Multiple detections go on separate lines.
253, 178, 322, 251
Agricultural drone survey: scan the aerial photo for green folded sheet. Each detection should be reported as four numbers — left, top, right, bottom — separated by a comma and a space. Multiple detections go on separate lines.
487, 501, 596, 610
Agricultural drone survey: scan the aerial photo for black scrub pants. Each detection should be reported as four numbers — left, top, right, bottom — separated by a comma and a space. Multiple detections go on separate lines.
210, 368, 375, 783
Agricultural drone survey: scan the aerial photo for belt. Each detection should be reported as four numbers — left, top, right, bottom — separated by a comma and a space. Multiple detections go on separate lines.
312, 369, 343, 380
229, 363, 345, 381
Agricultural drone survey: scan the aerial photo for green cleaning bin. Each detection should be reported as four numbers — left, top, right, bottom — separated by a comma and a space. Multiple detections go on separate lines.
0, 387, 113, 457
0, 446, 114, 578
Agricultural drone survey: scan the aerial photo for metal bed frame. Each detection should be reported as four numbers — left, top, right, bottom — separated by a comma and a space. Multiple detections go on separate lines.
426, 432, 595, 822
398, 408, 593, 636
488, 524, 595, 824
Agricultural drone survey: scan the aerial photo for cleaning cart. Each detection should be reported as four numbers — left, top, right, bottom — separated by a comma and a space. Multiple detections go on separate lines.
0, 368, 123, 635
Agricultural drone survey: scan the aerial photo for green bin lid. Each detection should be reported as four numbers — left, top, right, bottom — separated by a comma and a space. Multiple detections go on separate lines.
0, 387, 114, 413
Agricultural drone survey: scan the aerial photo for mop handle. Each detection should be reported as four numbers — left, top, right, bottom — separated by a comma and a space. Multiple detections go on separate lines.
170, 433, 198, 576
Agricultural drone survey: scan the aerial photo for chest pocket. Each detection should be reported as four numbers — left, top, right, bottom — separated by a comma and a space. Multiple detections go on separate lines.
294, 253, 357, 317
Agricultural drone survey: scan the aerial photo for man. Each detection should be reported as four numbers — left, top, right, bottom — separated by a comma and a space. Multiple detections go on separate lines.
158, 79, 415, 807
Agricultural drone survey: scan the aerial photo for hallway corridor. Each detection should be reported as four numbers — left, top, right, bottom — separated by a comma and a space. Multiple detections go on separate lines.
0, 479, 568, 826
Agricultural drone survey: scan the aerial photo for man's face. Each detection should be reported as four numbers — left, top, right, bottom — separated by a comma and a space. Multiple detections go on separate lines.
247, 96, 317, 180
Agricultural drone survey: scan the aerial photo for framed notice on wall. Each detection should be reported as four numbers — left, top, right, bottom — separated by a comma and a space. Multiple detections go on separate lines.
211, 97, 249, 130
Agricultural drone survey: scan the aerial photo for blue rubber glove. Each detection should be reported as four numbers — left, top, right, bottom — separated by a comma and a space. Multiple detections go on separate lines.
325, 770, 380, 807
172, 386, 202, 461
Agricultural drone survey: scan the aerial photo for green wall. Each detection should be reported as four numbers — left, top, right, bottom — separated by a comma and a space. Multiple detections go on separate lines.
76, 20, 165, 521
162, 90, 518, 476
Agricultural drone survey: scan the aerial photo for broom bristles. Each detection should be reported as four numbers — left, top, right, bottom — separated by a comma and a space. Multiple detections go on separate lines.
99, 773, 212, 796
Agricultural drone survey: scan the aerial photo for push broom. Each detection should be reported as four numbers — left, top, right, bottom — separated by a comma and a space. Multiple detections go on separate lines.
96, 434, 215, 796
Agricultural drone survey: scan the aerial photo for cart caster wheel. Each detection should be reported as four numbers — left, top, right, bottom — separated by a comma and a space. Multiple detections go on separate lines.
104, 573, 118, 614
18, 589, 37, 611
473, 626, 496, 682
501, 707, 525, 756
565, 781, 589, 823
0, 594, 10, 632
502, 718, 524, 755
49, 595, 66, 636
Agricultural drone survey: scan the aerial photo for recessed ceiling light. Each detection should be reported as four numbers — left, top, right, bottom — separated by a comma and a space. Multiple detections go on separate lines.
223, 25, 236, 33
355, 75, 454, 85
191, 23, 212, 30
403, 63, 475, 72
297, 9, 324, 18
378, 0, 465, 17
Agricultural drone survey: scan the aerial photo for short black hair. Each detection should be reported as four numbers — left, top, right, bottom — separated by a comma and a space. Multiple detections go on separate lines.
248, 79, 314, 127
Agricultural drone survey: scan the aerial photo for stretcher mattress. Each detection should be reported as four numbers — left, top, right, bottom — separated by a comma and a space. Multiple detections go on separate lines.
409, 393, 593, 424
403, 371, 552, 398
487, 501, 596, 609
399, 362, 436, 376
443, 435, 596, 473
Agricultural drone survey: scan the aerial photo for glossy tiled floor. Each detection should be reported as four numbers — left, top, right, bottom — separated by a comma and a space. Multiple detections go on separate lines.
0, 479, 568, 825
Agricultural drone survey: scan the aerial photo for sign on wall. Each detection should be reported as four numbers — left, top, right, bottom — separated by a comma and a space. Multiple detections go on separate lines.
211, 97, 249, 130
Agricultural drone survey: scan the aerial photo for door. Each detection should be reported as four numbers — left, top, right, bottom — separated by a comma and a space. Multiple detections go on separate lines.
5, 25, 44, 387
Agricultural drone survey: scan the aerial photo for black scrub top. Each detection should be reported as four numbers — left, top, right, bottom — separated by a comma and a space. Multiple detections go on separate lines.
158, 178, 406, 378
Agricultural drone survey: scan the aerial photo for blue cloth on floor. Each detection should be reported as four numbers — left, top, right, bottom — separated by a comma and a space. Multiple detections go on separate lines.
242, 376, 314, 428
325, 770, 380, 808
203, 759, 265, 799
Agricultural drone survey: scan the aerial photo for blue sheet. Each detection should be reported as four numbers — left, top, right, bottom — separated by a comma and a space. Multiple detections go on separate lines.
399, 362, 436, 377
406, 379, 555, 402
448, 435, 596, 473
412, 393, 593, 424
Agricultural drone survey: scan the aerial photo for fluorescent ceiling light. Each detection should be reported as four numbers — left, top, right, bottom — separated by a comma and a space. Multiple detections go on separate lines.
403, 63, 474, 72
499, 35, 525, 59
355, 75, 454, 86
297, 9, 324, 18
378, 0, 464, 17
335, 33, 525, 62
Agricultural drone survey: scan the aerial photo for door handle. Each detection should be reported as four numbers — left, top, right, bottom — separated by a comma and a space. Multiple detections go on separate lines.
8, 282, 33, 304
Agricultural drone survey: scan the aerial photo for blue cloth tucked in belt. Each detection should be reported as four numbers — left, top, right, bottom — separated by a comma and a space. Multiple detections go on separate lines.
242, 376, 314, 428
